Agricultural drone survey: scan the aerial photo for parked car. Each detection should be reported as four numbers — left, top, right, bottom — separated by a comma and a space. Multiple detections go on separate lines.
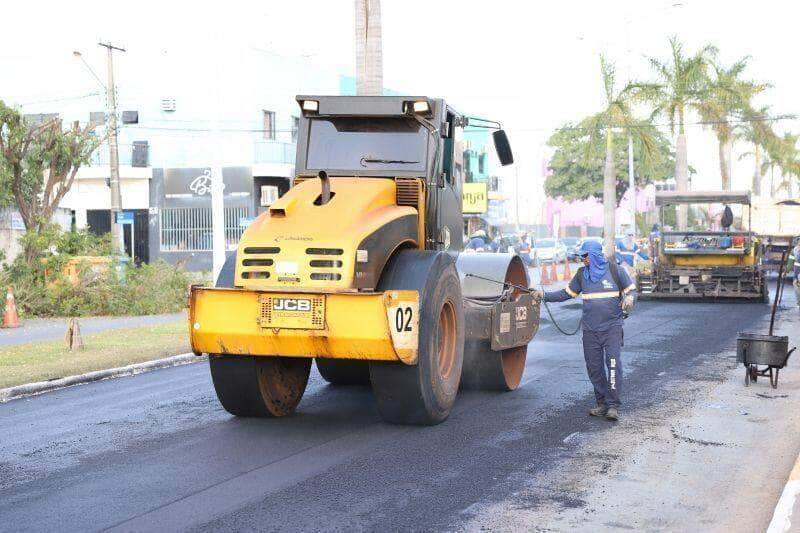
532, 238, 567, 265
561, 237, 581, 260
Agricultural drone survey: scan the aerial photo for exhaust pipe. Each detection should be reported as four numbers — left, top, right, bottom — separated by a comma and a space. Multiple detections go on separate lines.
318, 170, 331, 205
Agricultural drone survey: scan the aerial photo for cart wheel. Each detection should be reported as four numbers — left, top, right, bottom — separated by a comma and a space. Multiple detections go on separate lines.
770, 368, 779, 389
745, 366, 751, 386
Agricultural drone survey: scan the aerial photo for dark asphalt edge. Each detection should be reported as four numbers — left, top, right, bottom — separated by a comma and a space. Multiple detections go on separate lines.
0, 353, 205, 403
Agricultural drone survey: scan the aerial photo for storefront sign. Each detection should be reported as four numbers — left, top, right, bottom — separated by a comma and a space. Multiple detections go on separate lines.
462, 182, 488, 214
163, 167, 251, 198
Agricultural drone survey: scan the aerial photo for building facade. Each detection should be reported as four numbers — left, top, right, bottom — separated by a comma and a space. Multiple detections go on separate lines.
14, 48, 342, 269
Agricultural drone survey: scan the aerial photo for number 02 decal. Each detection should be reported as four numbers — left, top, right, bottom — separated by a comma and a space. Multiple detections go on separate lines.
387, 300, 419, 356
394, 306, 413, 332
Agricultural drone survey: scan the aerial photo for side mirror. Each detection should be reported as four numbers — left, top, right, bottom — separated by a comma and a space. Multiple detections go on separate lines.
493, 129, 513, 166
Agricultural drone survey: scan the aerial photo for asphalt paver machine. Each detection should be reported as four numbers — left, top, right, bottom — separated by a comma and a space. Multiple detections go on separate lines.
638, 190, 768, 301
188, 96, 540, 425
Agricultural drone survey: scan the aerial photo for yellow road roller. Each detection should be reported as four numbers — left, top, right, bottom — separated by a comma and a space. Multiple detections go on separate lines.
189, 96, 540, 424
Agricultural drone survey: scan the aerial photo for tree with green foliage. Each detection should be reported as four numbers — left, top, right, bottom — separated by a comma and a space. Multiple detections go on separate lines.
631, 37, 716, 229
0, 100, 100, 262
738, 105, 782, 196
762, 132, 800, 197
695, 56, 767, 190
545, 119, 674, 203
556, 56, 659, 254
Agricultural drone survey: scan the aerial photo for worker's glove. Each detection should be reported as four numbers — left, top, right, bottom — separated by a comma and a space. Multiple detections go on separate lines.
621, 294, 635, 313
532, 290, 544, 303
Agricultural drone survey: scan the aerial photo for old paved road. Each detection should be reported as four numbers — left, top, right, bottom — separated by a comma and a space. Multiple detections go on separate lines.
2, 285, 799, 532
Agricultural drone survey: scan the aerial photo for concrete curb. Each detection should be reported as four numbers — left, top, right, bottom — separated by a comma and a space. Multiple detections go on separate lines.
0, 352, 205, 403
767, 449, 800, 533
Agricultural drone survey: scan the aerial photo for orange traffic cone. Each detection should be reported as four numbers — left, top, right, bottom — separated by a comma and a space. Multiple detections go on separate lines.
540, 264, 552, 285
549, 262, 559, 282
3, 286, 20, 328
562, 258, 572, 280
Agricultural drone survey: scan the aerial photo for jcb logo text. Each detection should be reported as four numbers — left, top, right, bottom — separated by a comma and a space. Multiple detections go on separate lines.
273, 298, 311, 311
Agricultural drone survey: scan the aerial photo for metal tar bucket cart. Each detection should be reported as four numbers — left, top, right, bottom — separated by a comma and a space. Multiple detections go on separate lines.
738, 248, 796, 388
738, 333, 795, 388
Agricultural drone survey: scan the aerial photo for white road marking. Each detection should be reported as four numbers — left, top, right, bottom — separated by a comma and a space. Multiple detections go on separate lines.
767, 450, 800, 533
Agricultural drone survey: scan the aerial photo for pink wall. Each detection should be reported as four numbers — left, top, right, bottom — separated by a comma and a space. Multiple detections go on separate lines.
545, 184, 656, 234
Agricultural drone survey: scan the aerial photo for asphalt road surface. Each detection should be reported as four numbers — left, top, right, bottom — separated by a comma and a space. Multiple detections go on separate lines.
2, 285, 799, 532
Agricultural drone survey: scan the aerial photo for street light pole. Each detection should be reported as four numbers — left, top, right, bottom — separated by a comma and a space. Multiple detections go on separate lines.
98, 42, 126, 256
628, 134, 636, 238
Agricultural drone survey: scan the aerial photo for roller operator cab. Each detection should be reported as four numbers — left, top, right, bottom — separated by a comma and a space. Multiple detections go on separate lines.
189, 95, 540, 425
637, 191, 768, 302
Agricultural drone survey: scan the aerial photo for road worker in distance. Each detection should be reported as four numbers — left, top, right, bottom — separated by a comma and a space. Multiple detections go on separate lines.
534, 240, 636, 421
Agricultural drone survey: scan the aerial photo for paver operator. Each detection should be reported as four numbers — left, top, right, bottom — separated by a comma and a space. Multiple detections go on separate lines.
534, 240, 636, 421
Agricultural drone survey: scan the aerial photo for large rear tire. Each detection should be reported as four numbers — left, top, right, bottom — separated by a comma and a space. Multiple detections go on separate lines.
209, 252, 311, 417
369, 250, 464, 425
316, 358, 370, 385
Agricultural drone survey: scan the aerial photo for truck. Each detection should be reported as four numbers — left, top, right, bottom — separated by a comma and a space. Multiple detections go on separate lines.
749, 198, 800, 277
188, 95, 540, 425
637, 190, 768, 302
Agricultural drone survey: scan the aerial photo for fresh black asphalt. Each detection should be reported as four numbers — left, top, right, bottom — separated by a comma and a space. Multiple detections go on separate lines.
0, 290, 786, 531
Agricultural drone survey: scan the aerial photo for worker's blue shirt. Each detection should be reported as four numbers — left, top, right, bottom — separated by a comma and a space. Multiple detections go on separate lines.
615, 240, 639, 266
544, 265, 636, 332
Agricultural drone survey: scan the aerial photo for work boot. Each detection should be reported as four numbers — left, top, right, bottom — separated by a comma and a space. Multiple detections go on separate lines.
589, 405, 607, 417
605, 407, 620, 421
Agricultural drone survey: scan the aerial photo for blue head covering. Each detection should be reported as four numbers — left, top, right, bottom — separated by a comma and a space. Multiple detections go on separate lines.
580, 240, 608, 283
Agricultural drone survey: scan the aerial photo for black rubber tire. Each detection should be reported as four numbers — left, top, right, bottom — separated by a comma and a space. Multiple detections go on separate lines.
215, 252, 237, 288
209, 355, 311, 417
369, 250, 465, 425
316, 358, 370, 385
209, 251, 311, 417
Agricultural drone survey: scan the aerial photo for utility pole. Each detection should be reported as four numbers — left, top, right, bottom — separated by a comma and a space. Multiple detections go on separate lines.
99, 42, 126, 256
628, 134, 635, 238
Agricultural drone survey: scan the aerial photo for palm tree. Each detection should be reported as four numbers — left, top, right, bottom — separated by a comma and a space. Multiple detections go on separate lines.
631, 37, 716, 229
737, 105, 780, 196
584, 56, 657, 255
354, 0, 383, 95
695, 57, 766, 190
763, 132, 800, 197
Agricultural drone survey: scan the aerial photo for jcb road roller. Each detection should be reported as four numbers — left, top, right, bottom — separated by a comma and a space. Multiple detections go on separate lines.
188, 95, 540, 425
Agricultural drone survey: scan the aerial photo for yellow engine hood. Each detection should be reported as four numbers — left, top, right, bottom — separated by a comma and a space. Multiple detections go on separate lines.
235, 177, 418, 291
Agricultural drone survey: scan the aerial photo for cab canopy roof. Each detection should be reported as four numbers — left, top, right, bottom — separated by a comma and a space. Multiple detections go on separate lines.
295, 95, 444, 118
655, 190, 751, 206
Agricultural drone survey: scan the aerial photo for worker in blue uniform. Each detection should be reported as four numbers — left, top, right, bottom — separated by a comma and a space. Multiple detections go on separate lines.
615, 230, 642, 268
534, 240, 636, 421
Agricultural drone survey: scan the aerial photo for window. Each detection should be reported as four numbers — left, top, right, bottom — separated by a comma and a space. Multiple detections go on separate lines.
291, 116, 300, 143
160, 206, 249, 251
262, 110, 275, 140
307, 117, 428, 172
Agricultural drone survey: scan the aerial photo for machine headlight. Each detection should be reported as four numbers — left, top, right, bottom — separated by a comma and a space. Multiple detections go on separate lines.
301, 99, 319, 113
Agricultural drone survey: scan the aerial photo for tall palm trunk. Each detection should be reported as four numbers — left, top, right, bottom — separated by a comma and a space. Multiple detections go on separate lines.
355, 0, 383, 96
752, 145, 762, 196
603, 129, 616, 256
718, 140, 731, 191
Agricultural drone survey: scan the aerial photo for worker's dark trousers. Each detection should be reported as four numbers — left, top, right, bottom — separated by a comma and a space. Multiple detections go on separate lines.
581, 325, 623, 407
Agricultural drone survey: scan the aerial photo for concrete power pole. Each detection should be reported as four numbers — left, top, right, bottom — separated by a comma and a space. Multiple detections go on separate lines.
355, 0, 383, 95
99, 42, 126, 256
628, 134, 635, 238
